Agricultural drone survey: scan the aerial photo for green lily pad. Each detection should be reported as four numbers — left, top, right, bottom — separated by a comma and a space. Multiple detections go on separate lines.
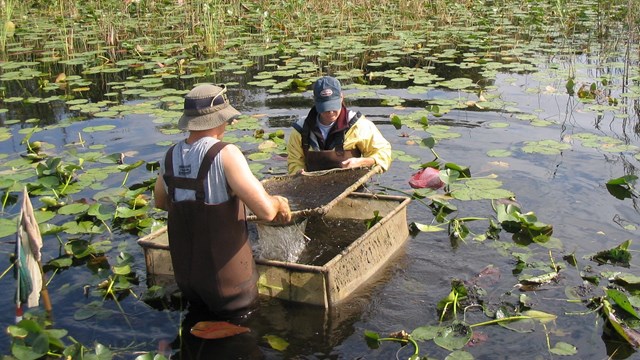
488, 122, 509, 128
247, 152, 272, 161
521, 139, 571, 155
263, 334, 289, 351
57, 203, 90, 215
0, 217, 18, 238
450, 178, 514, 201
410, 325, 440, 341
444, 350, 474, 360
549, 342, 577, 356
83, 125, 116, 133
487, 149, 512, 157
433, 322, 472, 351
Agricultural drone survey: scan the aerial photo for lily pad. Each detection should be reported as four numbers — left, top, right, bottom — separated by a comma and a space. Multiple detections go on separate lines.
433, 322, 472, 351
450, 178, 514, 201
263, 334, 289, 351
549, 342, 577, 356
83, 125, 117, 133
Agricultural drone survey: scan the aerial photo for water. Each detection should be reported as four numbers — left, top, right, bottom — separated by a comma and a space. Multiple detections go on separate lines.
254, 218, 309, 263
1, 75, 639, 359
1, 18, 640, 360
2, 80, 639, 359
298, 217, 368, 266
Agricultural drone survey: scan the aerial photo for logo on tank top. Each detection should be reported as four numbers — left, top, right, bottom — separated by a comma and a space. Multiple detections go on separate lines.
178, 165, 191, 176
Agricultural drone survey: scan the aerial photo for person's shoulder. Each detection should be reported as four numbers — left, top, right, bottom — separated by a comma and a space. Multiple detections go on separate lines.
219, 143, 249, 169
220, 142, 241, 154
350, 112, 374, 126
292, 117, 306, 132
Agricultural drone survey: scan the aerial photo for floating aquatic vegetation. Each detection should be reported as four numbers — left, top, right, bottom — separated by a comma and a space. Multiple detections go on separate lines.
606, 175, 639, 200
521, 139, 572, 155
0, 0, 638, 358
487, 149, 512, 157
591, 240, 632, 267
190, 321, 250, 340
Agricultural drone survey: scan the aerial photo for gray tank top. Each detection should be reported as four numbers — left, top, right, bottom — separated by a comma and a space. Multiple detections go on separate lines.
160, 137, 230, 204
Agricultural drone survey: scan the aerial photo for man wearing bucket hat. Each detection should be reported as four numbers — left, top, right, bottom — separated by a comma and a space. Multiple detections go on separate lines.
154, 84, 292, 315
287, 76, 392, 174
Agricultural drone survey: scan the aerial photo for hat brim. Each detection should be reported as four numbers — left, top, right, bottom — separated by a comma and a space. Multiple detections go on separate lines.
315, 98, 342, 113
178, 105, 241, 131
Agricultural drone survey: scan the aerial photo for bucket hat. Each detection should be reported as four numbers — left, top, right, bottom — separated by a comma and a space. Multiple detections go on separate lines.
178, 84, 241, 131
313, 76, 342, 113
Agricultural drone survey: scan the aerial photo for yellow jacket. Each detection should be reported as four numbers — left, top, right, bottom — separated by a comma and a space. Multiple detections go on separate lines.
287, 109, 392, 174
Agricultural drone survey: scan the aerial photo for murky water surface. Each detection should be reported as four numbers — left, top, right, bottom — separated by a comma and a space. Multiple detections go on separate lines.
1, 5, 639, 359
4, 76, 638, 358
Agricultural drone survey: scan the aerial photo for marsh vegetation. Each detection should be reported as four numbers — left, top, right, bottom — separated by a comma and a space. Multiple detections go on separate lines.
1, 0, 640, 359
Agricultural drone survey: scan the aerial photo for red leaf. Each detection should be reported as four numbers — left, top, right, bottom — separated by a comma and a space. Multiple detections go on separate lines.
190, 321, 251, 339
409, 167, 444, 189
467, 331, 488, 347
467, 265, 501, 288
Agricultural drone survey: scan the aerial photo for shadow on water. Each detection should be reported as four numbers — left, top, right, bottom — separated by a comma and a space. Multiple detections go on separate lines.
148, 214, 408, 359
169, 304, 263, 360
154, 260, 398, 360
169, 295, 369, 360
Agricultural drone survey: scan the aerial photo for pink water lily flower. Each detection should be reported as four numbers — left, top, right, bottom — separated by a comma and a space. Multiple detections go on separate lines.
409, 167, 445, 189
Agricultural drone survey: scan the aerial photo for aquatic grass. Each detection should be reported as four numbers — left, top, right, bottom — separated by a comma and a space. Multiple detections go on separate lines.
0, 0, 16, 54
195, 0, 225, 53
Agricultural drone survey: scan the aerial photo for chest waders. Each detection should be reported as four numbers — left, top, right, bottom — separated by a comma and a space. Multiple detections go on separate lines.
304, 148, 362, 171
163, 142, 258, 314
301, 111, 362, 172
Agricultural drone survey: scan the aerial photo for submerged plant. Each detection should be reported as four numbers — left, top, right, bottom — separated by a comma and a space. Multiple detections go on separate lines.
365, 310, 561, 359
364, 330, 420, 360
365, 238, 640, 357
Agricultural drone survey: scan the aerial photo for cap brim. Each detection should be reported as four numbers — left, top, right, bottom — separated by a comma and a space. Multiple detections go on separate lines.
315, 98, 342, 113
178, 105, 241, 131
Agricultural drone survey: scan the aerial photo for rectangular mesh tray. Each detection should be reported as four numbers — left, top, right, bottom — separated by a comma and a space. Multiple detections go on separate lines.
247, 166, 380, 221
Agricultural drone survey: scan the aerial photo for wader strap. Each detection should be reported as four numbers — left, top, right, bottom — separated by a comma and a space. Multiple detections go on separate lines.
163, 142, 228, 202
163, 144, 177, 201
333, 132, 345, 154
301, 116, 312, 160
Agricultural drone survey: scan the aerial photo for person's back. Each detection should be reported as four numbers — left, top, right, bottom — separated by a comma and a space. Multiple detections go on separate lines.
163, 139, 257, 315
155, 84, 291, 316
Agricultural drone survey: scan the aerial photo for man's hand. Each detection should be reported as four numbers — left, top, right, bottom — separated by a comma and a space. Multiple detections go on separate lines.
273, 195, 292, 224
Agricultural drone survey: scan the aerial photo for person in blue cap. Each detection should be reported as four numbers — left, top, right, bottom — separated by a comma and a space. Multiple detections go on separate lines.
287, 76, 392, 174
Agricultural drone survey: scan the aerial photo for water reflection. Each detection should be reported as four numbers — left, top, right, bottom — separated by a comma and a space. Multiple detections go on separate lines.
170, 305, 263, 360
168, 295, 366, 359
602, 325, 637, 360
143, 238, 403, 359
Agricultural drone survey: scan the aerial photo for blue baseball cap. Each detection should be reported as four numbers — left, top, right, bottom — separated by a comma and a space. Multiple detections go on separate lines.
313, 76, 342, 113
